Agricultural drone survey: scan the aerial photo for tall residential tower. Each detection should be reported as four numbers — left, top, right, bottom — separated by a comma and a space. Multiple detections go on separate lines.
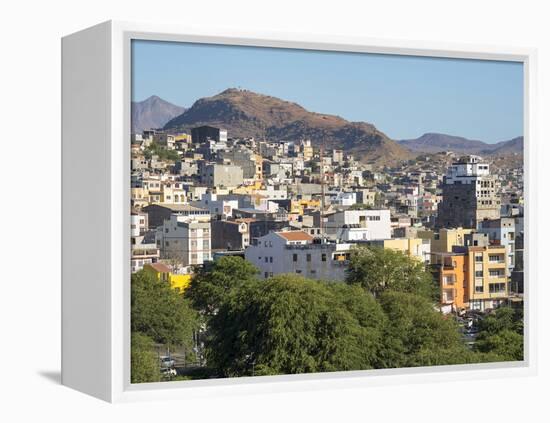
436, 156, 500, 229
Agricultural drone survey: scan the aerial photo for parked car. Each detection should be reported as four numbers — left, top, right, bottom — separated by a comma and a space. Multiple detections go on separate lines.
160, 356, 176, 368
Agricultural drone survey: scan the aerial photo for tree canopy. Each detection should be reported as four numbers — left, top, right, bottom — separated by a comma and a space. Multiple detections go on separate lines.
346, 246, 436, 300
474, 307, 524, 361
205, 274, 387, 377
131, 270, 198, 348
131, 332, 160, 384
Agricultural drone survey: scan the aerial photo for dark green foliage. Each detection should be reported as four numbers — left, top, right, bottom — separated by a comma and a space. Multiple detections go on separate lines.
474, 307, 524, 361
131, 333, 160, 384
205, 274, 387, 377
186, 256, 259, 315
377, 291, 478, 367
131, 270, 198, 349
346, 246, 436, 300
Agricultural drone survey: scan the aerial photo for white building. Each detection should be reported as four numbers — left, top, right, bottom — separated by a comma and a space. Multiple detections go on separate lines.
323, 209, 391, 240
155, 214, 211, 267
244, 231, 352, 281
191, 192, 240, 219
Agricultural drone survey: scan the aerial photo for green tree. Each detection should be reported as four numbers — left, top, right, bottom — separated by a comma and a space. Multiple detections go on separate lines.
131, 270, 198, 350
131, 332, 160, 384
346, 246, 435, 299
143, 141, 180, 162
475, 330, 523, 361
186, 256, 259, 315
377, 291, 478, 367
474, 306, 524, 361
205, 274, 387, 377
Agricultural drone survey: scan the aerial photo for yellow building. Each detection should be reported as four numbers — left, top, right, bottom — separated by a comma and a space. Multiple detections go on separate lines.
369, 238, 430, 262
143, 263, 192, 293
290, 199, 321, 216
464, 245, 508, 311
418, 228, 473, 253
231, 180, 263, 195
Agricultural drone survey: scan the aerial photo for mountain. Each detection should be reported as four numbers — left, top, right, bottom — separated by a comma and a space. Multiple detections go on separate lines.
131, 95, 186, 133
163, 88, 412, 165
486, 136, 524, 156
399, 133, 523, 156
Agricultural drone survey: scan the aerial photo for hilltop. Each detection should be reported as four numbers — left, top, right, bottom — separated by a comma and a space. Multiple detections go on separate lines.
163, 88, 412, 165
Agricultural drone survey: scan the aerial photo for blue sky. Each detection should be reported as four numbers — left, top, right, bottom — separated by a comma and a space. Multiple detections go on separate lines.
132, 40, 523, 143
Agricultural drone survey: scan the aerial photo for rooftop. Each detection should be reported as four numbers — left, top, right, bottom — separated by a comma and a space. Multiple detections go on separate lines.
146, 262, 171, 273
276, 231, 314, 242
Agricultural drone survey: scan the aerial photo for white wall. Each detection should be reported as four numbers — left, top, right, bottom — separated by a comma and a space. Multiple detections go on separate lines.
2, 1, 548, 422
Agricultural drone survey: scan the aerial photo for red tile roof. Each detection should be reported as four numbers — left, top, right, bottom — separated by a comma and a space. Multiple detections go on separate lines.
276, 231, 314, 242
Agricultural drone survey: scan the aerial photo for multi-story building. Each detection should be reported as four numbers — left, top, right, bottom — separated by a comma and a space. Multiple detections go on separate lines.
211, 219, 251, 251
155, 214, 211, 267
417, 227, 473, 253
430, 252, 467, 312
200, 163, 244, 188
478, 217, 516, 277
191, 125, 228, 144
436, 156, 501, 229
244, 231, 352, 281
431, 245, 509, 312
320, 209, 391, 240
367, 238, 431, 264
142, 204, 210, 228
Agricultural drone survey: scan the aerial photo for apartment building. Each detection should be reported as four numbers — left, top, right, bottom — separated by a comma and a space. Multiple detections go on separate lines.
436, 156, 501, 229
244, 231, 352, 281
155, 214, 212, 267
321, 209, 391, 240
431, 245, 509, 312
367, 238, 431, 264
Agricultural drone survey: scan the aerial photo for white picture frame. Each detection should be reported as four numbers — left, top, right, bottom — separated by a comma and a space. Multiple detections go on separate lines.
61, 20, 538, 403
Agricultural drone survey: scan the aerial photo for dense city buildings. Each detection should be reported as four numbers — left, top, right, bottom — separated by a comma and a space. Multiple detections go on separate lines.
131, 123, 524, 315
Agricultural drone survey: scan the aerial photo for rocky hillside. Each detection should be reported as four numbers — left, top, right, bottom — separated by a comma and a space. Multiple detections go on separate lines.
399, 133, 523, 156
164, 88, 412, 165
131, 95, 186, 133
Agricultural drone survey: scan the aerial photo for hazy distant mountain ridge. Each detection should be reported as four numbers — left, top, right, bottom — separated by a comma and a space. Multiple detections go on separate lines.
131, 95, 186, 133
399, 133, 523, 156
164, 88, 412, 165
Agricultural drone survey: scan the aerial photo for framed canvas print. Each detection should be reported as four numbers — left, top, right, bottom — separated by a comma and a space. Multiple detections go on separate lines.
61, 21, 538, 402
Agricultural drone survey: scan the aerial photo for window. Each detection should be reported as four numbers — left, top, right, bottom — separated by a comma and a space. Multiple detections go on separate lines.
475, 270, 483, 277
321, 253, 327, 262
475, 255, 483, 262
489, 283, 506, 293
489, 270, 502, 277
306, 254, 311, 262
264, 272, 269, 278
203, 240, 209, 249
296, 270, 302, 274
265, 257, 268, 263
270, 257, 273, 263
475, 286, 484, 293
293, 254, 298, 262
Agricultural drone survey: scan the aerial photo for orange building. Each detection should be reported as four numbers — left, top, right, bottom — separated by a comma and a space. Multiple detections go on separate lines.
430, 252, 467, 312
431, 245, 509, 312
